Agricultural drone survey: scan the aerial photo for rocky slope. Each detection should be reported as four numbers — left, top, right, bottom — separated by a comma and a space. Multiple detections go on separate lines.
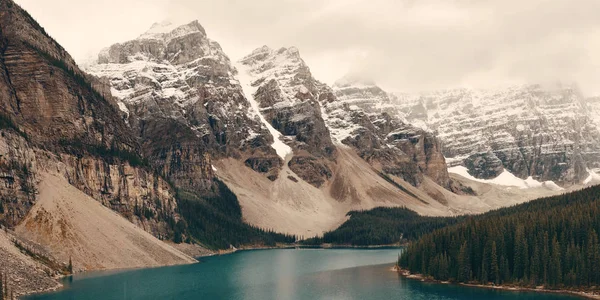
394, 84, 600, 185
16, 172, 195, 271
0, 228, 61, 298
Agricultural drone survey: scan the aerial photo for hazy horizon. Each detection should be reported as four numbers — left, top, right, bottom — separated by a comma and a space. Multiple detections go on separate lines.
14, 0, 600, 96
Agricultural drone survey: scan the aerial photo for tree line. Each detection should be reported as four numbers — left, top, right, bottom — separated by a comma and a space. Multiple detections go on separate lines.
399, 184, 600, 291
302, 207, 462, 246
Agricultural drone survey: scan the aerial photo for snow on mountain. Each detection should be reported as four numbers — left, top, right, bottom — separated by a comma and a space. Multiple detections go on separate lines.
332, 74, 400, 117
86, 20, 267, 146
235, 62, 292, 159
85, 20, 289, 195
393, 84, 600, 185
583, 168, 600, 185
588, 96, 600, 132
449, 166, 563, 191
237, 45, 336, 160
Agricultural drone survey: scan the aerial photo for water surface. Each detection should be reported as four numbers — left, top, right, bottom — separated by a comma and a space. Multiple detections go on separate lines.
26, 248, 577, 300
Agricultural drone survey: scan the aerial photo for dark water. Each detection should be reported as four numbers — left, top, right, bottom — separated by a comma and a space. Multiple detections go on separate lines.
26, 248, 577, 300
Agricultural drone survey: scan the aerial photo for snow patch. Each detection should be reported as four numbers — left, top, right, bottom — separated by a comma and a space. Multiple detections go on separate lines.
116, 101, 129, 117
449, 166, 563, 190
235, 63, 292, 160
211, 165, 217, 172
583, 169, 600, 185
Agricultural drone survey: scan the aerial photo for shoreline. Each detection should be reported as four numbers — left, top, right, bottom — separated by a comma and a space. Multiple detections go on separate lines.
395, 266, 600, 300
297, 243, 405, 249
206, 243, 404, 257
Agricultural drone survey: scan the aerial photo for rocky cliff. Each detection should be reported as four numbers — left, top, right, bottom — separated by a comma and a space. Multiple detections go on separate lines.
394, 84, 600, 185
0, 0, 181, 238
0, 1, 201, 295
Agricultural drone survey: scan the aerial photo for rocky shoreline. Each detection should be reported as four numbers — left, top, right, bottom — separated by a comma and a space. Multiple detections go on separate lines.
395, 266, 600, 299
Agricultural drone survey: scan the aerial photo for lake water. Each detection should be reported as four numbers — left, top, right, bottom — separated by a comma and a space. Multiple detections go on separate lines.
26, 248, 577, 300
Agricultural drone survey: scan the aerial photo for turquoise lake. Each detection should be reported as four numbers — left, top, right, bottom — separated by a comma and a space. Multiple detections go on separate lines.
25, 248, 577, 300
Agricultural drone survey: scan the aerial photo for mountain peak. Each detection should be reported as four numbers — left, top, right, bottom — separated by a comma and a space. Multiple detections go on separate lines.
333, 74, 377, 89
241, 45, 302, 65
137, 19, 206, 41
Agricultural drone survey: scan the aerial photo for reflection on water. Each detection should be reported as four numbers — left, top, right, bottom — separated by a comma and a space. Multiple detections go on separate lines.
26, 248, 576, 300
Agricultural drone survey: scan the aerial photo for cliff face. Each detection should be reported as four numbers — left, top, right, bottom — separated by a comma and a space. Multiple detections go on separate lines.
0, 0, 181, 239
326, 77, 451, 188
395, 85, 600, 185
237, 46, 336, 187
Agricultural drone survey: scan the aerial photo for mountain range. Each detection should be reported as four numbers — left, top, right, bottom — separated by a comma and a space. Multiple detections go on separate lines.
0, 2, 599, 296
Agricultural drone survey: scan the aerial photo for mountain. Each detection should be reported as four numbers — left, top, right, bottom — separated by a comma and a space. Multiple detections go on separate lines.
393, 84, 600, 185
86, 21, 570, 239
236, 45, 336, 186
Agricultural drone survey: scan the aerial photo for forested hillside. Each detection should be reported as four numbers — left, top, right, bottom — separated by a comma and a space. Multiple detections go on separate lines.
302, 207, 462, 246
399, 185, 600, 292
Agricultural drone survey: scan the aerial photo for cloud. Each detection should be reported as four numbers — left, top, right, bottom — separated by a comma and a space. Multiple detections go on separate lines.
14, 0, 600, 95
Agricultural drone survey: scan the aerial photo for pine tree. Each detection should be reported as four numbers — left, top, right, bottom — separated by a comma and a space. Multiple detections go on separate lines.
513, 227, 523, 280
457, 242, 470, 282
490, 241, 500, 284
550, 236, 562, 287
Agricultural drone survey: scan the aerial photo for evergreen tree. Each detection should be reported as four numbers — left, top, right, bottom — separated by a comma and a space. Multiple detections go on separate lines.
457, 242, 470, 282
490, 241, 500, 284
549, 236, 562, 287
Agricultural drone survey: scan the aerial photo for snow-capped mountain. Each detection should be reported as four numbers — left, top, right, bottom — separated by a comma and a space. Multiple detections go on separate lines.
84, 20, 573, 237
236, 45, 338, 187
86, 20, 281, 191
393, 84, 600, 185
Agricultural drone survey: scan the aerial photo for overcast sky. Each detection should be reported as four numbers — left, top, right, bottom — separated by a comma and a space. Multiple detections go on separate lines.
14, 0, 600, 95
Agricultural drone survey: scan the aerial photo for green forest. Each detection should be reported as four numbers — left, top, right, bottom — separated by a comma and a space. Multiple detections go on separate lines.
302, 207, 462, 246
398, 184, 600, 292
173, 179, 296, 250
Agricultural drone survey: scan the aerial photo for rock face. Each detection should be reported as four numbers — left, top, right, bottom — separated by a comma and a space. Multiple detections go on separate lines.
0, 0, 180, 239
323, 76, 450, 188
237, 46, 336, 186
87, 21, 278, 193
394, 84, 600, 185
